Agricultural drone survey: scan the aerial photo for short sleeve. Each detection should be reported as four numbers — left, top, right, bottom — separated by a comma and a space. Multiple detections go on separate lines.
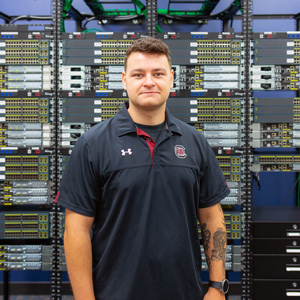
198, 139, 230, 208
56, 135, 100, 217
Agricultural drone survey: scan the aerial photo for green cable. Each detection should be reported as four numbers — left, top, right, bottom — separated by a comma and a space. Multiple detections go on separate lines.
131, 0, 162, 33
235, 0, 243, 15
157, 9, 205, 16
84, 0, 104, 15
61, 0, 73, 32
199, 0, 220, 16
82, 28, 103, 32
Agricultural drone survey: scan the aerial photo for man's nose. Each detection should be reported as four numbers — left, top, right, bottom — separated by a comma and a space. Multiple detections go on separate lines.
143, 74, 155, 86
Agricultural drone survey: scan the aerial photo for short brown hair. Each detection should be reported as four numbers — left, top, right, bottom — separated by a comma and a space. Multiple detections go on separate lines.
124, 37, 172, 70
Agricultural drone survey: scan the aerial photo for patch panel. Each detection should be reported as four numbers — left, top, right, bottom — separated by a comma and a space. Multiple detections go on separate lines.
1, 39, 50, 54
195, 40, 241, 48
216, 156, 241, 165
0, 107, 49, 123
101, 49, 127, 56
0, 155, 49, 181
61, 35, 135, 66
101, 98, 120, 106
194, 115, 241, 123
197, 98, 235, 106
202, 107, 232, 114
196, 49, 232, 56
101, 57, 124, 65
0, 212, 49, 239
219, 164, 241, 173
21, 41, 39, 47
196, 57, 232, 65
196, 41, 214, 47
216, 156, 242, 183
5, 49, 37, 56
101, 107, 119, 115
252, 155, 300, 171
99, 41, 119, 47
5, 41, 23, 48
5, 57, 22, 64
3, 98, 36, 106
167, 96, 242, 126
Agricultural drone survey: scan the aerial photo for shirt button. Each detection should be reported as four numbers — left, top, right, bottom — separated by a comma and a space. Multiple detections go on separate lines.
147, 137, 151, 141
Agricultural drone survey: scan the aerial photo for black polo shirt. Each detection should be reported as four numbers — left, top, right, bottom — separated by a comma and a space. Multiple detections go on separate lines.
56, 101, 230, 300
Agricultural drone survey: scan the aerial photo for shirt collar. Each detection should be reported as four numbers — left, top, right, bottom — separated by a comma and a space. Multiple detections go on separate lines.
115, 101, 182, 137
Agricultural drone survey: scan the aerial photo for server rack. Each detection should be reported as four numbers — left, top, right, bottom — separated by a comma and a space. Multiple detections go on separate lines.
0, 0, 299, 299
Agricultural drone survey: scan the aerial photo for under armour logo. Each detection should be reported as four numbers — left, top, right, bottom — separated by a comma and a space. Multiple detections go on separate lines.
121, 148, 132, 156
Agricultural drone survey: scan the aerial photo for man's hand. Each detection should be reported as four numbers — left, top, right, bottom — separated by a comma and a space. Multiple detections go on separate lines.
203, 287, 226, 300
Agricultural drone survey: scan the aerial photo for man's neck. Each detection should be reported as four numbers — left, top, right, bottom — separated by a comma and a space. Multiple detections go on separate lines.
127, 104, 166, 125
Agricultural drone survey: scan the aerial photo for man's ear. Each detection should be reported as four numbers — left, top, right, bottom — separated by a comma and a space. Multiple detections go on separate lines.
122, 71, 127, 90
170, 68, 174, 88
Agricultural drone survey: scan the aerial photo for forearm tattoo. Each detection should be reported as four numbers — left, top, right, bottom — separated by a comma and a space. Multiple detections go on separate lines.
201, 222, 212, 273
201, 222, 227, 275
211, 227, 227, 275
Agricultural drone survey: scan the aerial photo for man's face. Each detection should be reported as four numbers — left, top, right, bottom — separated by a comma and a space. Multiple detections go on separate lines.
122, 52, 174, 111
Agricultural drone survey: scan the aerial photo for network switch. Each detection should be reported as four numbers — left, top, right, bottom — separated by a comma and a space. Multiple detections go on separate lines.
0, 180, 50, 205
0, 211, 49, 239
252, 154, 300, 171
0, 155, 49, 181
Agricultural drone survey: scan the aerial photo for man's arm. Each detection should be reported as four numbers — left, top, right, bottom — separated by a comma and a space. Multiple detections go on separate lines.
64, 208, 95, 300
198, 203, 227, 300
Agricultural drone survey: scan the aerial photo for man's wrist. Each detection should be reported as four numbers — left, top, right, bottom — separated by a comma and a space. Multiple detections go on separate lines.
208, 279, 229, 294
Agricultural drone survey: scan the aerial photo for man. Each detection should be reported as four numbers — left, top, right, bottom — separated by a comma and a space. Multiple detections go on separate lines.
56, 37, 230, 300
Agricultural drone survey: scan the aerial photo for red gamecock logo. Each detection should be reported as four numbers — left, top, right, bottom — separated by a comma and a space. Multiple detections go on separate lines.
174, 145, 187, 159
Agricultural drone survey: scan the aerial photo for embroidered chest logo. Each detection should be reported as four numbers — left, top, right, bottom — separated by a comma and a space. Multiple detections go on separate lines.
121, 148, 132, 156
174, 145, 187, 159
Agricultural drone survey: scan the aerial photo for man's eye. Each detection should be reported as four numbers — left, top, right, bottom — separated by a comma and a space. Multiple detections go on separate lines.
155, 73, 163, 76
133, 74, 142, 78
